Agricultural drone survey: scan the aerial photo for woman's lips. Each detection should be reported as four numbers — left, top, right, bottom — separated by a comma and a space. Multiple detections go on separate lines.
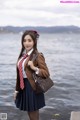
26, 46, 30, 48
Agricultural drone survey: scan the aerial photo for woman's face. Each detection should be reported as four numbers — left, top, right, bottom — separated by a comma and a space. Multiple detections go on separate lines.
23, 35, 34, 52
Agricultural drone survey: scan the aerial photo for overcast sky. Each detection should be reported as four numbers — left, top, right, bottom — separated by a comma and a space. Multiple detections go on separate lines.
0, 0, 80, 26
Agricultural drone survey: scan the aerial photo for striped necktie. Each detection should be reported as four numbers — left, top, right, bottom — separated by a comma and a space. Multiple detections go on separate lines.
18, 54, 28, 90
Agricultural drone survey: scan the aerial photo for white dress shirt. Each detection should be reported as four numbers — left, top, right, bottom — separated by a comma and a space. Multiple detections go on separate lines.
15, 48, 39, 93
18, 49, 33, 78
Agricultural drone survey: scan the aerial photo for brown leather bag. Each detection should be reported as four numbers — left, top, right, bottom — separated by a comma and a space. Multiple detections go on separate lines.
32, 53, 54, 94
33, 73, 54, 93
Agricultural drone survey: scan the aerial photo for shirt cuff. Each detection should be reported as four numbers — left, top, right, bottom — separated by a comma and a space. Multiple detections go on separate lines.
35, 67, 39, 74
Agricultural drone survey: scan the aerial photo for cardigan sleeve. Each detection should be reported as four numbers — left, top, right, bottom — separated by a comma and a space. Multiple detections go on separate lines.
15, 66, 20, 91
37, 53, 50, 78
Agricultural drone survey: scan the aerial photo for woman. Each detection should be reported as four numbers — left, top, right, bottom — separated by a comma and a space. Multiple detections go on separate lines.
14, 30, 50, 120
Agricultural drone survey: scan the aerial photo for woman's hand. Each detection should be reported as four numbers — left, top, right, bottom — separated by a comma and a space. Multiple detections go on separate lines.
13, 91, 18, 101
28, 61, 37, 71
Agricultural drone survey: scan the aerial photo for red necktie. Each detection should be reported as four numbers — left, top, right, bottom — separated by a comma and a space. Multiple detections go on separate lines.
18, 54, 28, 90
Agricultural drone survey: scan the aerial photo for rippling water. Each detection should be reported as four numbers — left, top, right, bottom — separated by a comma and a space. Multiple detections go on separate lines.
0, 33, 80, 112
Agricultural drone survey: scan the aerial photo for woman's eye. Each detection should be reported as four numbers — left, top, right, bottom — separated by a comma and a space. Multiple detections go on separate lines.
28, 39, 32, 42
23, 39, 26, 42
23, 39, 32, 42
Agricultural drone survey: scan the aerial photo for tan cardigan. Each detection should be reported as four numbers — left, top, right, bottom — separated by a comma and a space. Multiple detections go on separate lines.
15, 50, 50, 91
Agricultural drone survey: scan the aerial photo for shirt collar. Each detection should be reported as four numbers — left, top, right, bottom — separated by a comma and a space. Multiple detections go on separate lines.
22, 48, 33, 56
27, 48, 33, 56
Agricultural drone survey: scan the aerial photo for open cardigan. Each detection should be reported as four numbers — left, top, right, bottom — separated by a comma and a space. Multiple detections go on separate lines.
15, 50, 50, 91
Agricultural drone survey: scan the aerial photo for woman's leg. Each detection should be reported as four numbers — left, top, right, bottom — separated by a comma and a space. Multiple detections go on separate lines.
28, 110, 39, 120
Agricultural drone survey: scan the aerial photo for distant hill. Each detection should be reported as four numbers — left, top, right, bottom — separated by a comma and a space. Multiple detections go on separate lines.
0, 25, 80, 33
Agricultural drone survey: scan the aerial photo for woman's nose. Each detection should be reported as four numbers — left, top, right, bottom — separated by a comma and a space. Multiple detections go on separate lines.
25, 41, 29, 44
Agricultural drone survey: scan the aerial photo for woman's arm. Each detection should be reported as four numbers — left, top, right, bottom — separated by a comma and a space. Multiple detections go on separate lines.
27, 53, 50, 78
36, 53, 50, 78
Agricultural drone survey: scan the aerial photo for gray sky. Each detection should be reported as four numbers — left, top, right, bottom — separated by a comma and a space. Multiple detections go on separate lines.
0, 0, 80, 26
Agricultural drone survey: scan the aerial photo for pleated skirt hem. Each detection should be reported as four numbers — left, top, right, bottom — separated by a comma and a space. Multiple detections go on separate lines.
15, 78, 45, 112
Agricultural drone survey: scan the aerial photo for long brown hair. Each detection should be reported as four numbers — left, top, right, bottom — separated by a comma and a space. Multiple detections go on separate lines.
18, 30, 39, 60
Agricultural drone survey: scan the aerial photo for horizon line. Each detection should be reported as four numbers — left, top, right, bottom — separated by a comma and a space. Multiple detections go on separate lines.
0, 25, 80, 27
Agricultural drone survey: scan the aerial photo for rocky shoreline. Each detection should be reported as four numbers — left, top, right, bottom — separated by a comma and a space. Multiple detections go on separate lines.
0, 106, 72, 120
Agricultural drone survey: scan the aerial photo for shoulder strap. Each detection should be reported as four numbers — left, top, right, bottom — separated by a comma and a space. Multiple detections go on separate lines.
31, 53, 38, 62
31, 52, 44, 62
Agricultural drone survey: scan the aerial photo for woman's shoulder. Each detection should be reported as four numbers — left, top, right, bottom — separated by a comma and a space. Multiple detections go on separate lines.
38, 52, 44, 57
37, 52, 46, 62
30, 50, 45, 61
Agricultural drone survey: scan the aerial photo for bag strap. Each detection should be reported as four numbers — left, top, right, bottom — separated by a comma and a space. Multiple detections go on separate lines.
31, 52, 43, 62
31, 53, 38, 62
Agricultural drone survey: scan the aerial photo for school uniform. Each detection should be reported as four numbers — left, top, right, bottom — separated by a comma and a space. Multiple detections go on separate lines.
15, 49, 50, 112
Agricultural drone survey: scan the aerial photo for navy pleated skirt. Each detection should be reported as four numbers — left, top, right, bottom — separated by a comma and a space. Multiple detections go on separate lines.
15, 78, 45, 112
